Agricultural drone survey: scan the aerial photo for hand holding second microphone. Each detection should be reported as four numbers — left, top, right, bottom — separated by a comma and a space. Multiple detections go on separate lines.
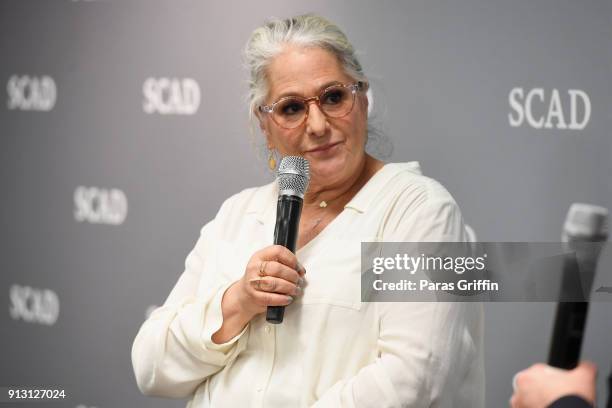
510, 361, 597, 408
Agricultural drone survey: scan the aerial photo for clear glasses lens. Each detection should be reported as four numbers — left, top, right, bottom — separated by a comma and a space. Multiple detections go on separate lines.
320, 86, 352, 115
275, 98, 307, 127
272, 85, 356, 129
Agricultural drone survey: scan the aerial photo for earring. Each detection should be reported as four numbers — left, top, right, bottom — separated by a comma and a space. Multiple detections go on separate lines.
268, 148, 277, 170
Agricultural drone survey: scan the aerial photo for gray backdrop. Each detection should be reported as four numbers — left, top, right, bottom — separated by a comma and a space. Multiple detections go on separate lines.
1, 0, 611, 407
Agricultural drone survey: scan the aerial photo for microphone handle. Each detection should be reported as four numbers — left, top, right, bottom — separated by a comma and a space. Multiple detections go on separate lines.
548, 301, 589, 369
266, 195, 303, 324
548, 245, 598, 370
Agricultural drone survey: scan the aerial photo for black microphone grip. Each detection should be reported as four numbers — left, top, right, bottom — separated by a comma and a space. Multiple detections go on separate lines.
548, 248, 592, 370
266, 195, 303, 324
548, 301, 589, 369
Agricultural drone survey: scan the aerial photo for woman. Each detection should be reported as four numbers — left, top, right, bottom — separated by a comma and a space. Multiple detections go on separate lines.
132, 14, 484, 408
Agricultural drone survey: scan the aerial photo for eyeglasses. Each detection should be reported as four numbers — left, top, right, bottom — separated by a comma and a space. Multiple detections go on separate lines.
258, 81, 368, 129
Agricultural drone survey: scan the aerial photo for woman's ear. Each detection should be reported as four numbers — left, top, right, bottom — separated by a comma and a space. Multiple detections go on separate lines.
364, 88, 371, 117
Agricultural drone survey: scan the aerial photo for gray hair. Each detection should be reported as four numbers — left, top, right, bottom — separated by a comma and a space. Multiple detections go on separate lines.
243, 14, 367, 123
243, 14, 392, 161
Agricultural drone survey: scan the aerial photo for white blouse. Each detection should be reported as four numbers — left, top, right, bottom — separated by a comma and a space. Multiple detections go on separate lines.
131, 162, 484, 408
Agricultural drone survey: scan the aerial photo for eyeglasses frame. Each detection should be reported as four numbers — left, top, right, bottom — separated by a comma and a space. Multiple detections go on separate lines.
258, 81, 369, 129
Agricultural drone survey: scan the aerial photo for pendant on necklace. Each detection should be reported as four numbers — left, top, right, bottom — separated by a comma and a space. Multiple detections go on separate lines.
319, 201, 328, 208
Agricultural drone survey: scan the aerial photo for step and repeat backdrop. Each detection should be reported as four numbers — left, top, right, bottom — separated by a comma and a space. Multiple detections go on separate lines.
1, 1, 611, 407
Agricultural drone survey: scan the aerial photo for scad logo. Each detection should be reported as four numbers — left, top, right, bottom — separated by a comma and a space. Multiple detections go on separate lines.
509, 87, 591, 130
74, 186, 128, 225
143, 77, 200, 115
7, 75, 57, 111
9, 284, 60, 326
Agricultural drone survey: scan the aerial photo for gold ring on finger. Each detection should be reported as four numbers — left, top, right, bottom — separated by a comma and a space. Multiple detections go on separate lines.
259, 260, 268, 277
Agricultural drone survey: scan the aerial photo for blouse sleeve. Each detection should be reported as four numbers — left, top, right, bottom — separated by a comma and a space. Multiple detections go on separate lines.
311, 186, 485, 408
131, 199, 249, 398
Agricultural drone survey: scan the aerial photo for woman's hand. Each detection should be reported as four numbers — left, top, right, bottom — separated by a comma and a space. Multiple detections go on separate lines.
212, 245, 305, 344
237, 245, 306, 317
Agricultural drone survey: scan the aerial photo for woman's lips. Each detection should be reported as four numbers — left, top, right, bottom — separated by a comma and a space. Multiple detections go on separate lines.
306, 141, 342, 154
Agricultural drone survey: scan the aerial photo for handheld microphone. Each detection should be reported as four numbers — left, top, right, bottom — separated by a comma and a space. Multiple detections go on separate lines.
266, 156, 310, 324
548, 203, 608, 369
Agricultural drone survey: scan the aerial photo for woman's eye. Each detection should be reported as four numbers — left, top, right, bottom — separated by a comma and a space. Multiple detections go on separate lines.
280, 101, 305, 116
323, 90, 345, 105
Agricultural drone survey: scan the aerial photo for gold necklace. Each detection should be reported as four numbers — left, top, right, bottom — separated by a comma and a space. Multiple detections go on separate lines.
303, 201, 332, 238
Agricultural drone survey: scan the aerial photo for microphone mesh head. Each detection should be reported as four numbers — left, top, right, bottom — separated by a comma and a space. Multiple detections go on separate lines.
277, 156, 310, 197
562, 203, 609, 241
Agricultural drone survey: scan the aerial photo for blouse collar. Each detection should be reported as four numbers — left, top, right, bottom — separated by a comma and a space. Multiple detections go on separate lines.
245, 162, 422, 224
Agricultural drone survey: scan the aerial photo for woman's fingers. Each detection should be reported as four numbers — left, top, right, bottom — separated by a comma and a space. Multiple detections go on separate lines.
237, 245, 307, 315
259, 245, 306, 275
260, 260, 301, 284
249, 276, 301, 296
248, 281, 295, 306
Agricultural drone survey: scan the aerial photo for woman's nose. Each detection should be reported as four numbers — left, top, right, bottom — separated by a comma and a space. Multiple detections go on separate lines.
305, 102, 329, 137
